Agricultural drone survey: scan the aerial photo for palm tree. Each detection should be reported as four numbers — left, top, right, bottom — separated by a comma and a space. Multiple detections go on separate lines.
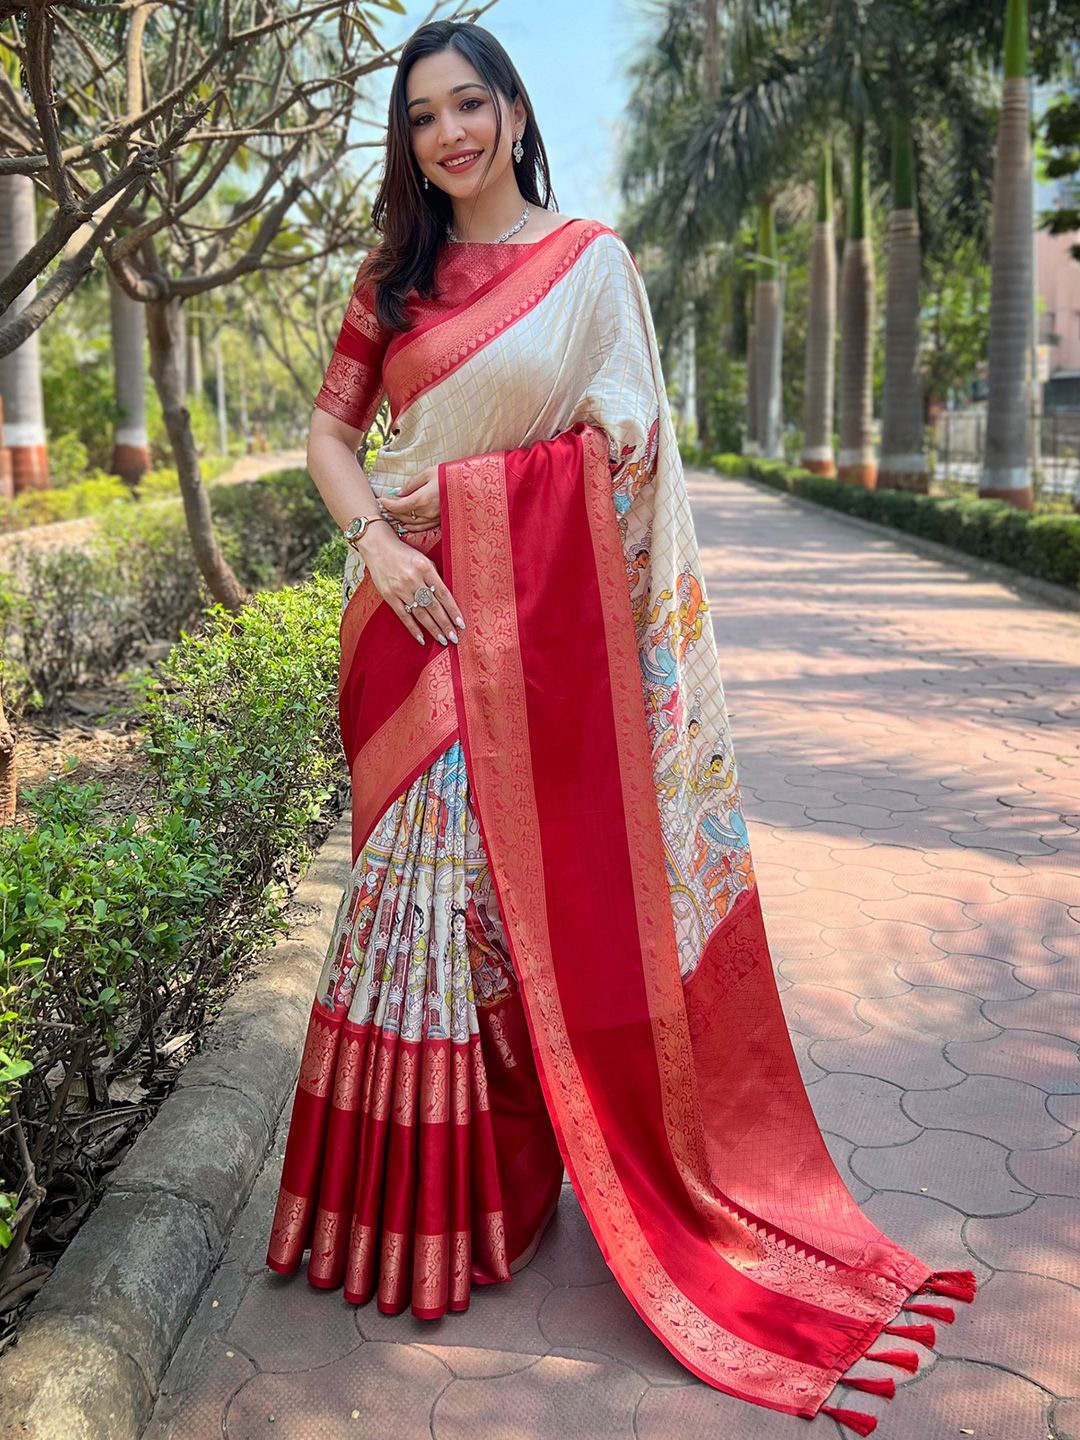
802, 147, 837, 475
754, 199, 784, 457
879, 115, 928, 491
0, 175, 49, 493
980, 0, 1034, 508
838, 123, 877, 487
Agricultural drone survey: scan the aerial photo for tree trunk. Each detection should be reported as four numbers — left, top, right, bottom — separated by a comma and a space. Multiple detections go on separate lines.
0, 686, 16, 827
981, 0, 1034, 508
145, 297, 248, 610
802, 148, 836, 475
108, 270, 150, 489
744, 319, 759, 456
0, 176, 50, 493
187, 316, 203, 401
0, 395, 13, 500
879, 116, 927, 492
838, 124, 877, 487
754, 200, 783, 459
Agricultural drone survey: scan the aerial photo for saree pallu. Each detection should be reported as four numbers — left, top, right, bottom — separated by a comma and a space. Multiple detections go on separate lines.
267, 219, 975, 1432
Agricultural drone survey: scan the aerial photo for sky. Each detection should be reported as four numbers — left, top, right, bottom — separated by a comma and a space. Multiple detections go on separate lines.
369, 0, 658, 229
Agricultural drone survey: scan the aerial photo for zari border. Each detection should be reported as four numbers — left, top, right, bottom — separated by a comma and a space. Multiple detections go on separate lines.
441, 436, 835, 1416
348, 644, 457, 865
384, 219, 614, 422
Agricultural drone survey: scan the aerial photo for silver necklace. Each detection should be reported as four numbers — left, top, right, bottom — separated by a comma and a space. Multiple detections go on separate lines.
446, 202, 531, 245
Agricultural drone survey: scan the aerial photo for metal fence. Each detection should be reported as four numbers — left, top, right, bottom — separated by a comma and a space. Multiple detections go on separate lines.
932, 409, 1080, 499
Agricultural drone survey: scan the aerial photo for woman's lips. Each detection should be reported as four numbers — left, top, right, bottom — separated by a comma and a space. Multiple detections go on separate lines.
440, 151, 482, 174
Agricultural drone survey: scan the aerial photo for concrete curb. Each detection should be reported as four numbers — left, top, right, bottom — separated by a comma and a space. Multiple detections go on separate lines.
713, 469, 1080, 616
0, 816, 353, 1440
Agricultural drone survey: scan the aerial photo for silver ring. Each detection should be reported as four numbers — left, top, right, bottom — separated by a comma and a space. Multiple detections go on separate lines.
412, 583, 435, 608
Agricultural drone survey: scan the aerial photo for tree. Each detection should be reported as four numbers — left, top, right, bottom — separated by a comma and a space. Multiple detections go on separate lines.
1043, 85, 1080, 253
802, 147, 836, 474
838, 122, 877, 486
108, 271, 149, 487
753, 199, 783, 457
0, 1, 433, 605
980, 0, 1035, 508
879, 115, 927, 491
0, 174, 48, 491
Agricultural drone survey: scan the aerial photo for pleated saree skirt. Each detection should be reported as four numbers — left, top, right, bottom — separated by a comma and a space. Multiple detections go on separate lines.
265, 737, 565, 1318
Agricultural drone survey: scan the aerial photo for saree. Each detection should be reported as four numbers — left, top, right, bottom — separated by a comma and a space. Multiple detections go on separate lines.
266, 218, 976, 1433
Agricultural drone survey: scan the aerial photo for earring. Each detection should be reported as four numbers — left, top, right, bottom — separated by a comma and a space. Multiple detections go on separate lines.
513, 133, 524, 163
423, 175, 429, 190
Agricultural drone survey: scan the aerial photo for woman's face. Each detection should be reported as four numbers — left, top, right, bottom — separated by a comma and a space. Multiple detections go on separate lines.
405, 49, 524, 195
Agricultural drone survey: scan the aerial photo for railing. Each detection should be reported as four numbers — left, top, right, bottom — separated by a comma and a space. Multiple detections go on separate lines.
931, 409, 1080, 500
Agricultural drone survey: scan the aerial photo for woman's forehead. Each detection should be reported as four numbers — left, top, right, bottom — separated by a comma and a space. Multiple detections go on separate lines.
405, 50, 487, 103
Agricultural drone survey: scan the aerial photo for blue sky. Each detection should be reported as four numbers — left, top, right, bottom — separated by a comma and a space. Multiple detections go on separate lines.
371, 0, 657, 229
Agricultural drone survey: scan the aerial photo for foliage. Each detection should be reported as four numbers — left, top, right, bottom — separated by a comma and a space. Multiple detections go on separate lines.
2, 468, 338, 712
1042, 84, 1080, 257
0, 454, 234, 534
921, 236, 992, 406
0, 574, 346, 1260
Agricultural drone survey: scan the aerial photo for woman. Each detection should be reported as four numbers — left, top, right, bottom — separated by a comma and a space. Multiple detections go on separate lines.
265, 20, 975, 1435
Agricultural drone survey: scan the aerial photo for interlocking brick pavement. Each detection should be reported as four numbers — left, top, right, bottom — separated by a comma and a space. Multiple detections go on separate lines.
144, 473, 1080, 1439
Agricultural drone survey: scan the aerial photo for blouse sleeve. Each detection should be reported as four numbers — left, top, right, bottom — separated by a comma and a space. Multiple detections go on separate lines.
313, 271, 392, 433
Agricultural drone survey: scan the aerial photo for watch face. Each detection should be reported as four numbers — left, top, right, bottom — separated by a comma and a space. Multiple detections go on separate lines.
344, 517, 365, 540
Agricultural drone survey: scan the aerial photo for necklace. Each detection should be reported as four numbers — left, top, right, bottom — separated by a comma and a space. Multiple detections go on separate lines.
446, 202, 531, 245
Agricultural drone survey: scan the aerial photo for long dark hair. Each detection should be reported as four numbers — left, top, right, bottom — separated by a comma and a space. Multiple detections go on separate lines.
360, 21, 557, 333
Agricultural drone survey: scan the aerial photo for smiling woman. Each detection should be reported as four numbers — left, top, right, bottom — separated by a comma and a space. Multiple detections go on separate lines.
265, 19, 977, 1437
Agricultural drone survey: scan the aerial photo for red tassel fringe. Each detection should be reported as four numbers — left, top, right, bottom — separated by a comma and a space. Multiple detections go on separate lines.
820, 1405, 878, 1436
904, 1301, 955, 1322
883, 1322, 935, 1346
825, 1273, 975, 1431
919, 1269, 977, 1303
867, 1348, 920, 1373
842, 1376, 896, 1399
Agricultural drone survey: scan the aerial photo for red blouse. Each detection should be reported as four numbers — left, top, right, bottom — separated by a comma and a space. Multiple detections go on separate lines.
313, 246, 541, 432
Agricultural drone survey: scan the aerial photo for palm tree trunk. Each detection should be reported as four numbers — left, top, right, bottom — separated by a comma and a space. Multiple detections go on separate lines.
980, 0, 1034, 508
802, 148, 837, 475
0, 176, 50, 493
880, 115, 928, 492
838, 123, 877, 487
754, 200, 783, 458
145, 295, 248, 610
744, 319, 759, 456
108, 270, 150, 489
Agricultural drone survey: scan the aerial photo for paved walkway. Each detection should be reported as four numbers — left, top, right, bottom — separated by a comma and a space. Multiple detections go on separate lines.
145, 471, 1080, 1440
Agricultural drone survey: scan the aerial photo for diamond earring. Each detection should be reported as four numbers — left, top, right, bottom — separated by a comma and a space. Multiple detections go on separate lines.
423, 174, 429, 190
513, 134, 524, 163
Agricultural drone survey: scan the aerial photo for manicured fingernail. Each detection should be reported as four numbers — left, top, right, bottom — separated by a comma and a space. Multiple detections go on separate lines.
455, 616, 465, 628
448, 630, 458, 644
438, 634, 448, 646
416, 633, 424, 644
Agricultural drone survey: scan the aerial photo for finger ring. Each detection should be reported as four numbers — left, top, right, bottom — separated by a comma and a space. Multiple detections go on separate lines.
403, 600, 416, 613
409, 509, 417, 521
412, 583, 435, 608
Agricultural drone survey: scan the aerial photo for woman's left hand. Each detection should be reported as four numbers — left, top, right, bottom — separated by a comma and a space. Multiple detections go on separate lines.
379, 466, 440, 532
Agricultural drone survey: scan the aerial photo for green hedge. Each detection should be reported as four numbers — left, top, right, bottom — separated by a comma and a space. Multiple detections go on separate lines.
0, 455, 238, 534
0, 572, 345, 1264
1, 467, 340, 712
684, 449, 1080, 594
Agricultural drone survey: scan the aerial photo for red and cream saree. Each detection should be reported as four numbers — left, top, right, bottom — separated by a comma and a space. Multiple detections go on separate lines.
266, 218, 975, 1434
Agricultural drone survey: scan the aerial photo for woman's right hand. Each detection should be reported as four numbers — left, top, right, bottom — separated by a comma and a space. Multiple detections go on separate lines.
356, 525, 465, 647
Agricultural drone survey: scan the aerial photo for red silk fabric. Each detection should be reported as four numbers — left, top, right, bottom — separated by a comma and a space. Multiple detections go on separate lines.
434, 424, 936, 1419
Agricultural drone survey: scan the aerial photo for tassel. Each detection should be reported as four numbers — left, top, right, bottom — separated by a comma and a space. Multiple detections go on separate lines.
867, 1349, 920, 1373
920, 1269, 977, 1302
905, 1301, 955, 1323
883, 1322, 935, 1346
842, 1376, 896, 1399
820, 1405, 878, 1436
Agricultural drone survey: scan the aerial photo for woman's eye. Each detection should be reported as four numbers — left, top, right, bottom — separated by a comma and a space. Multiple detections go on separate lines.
411, 98, 484, 126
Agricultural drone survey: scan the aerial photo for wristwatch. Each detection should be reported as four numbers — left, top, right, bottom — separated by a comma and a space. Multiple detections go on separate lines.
342, 514, 391, 547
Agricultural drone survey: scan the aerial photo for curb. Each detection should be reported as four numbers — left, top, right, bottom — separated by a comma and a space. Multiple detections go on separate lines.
0, 816, 352, 1440
704, 468, 1080, 616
